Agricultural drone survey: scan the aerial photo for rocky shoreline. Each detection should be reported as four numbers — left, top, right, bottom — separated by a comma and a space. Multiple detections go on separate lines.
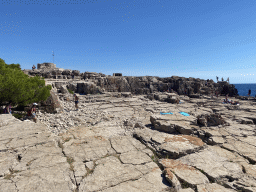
0, 63, 255, 191
1, 88, 256, 191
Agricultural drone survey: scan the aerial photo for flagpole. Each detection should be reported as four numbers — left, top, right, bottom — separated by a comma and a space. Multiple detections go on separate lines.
52, 51, 54, 63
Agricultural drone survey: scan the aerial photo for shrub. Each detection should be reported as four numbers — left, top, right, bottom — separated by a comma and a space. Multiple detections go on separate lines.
0, 58, 51, 106
67, 88, 74, 94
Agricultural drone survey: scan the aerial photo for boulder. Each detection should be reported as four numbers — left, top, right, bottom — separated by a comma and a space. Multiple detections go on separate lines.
150, 114, 197, 135
72, 70, 80, 76
66, 83, 77, 92
197, 114, 228, 127
62, 69, 72, 76
40, 90, 63, 113
77, 82, 103, 94
60, 85, 68, 94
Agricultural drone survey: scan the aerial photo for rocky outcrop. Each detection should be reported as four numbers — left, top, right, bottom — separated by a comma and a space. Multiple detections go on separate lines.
39, 90, 63, 113
24, 65, 238, 97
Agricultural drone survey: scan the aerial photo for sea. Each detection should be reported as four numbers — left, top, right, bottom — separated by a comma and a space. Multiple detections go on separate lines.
233, 84, 256, 97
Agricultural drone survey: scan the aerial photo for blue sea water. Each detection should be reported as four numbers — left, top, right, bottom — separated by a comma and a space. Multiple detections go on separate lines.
233, 84, 256, 97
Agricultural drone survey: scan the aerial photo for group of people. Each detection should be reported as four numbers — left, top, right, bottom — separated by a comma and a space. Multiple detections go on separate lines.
222, 94, 239, 105
2, 94, 79, 124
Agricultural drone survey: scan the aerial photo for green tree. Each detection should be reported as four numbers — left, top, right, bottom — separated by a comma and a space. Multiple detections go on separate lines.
0, 58, 52, 106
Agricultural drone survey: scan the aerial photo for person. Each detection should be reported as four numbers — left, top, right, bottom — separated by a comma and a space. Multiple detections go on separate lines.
225, 94, 229, 103
3, 102, 12, 114
32, 65, 36, 71
74, 94, 79, 110
248, 89, 251, 97
27, 103, 38, 123
72, 73, 75, 80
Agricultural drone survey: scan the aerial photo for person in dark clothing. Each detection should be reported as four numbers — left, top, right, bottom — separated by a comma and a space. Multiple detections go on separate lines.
3, 102, 12, 114
74, 94, 79, 110
248, 89, 251, 97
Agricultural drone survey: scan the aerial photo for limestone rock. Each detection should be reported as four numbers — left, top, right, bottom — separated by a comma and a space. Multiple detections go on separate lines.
178, 147, 244, 181
150, 114, 197, 135
160, 159, 209, 187
40, 90, 63, 113
134, 128, 206, 158
60, 85, 68, 94
197, 183, 236, 192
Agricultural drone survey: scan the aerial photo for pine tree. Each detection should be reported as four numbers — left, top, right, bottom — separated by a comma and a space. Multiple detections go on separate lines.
0, 58, 52, 106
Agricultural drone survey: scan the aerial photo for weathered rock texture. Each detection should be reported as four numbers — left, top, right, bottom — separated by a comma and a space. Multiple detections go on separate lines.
3, 86, 256, 191
23, 65, 238, 97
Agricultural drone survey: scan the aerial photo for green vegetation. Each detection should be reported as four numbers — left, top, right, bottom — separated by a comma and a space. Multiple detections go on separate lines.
0, 58, 52, 107
67, 88, 74, 94
12, 112, 27, 119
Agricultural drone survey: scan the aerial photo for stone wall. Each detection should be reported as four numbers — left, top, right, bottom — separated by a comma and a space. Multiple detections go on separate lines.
37, 62, 56, 69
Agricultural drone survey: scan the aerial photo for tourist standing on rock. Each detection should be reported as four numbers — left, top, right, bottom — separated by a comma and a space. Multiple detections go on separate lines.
225, 94, 229, 103
27, 103, 38, 123
248, 89, 251, 97
32, 65, 36, 71
74, 94, 79, 110
215, 91, 219, 98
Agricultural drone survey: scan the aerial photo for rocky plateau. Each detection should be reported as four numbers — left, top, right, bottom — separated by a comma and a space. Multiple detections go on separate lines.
1, 86, 256, 191
0, 66, 255, 191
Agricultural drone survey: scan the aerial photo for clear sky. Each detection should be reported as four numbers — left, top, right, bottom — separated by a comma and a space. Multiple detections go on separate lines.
1, 0, 256, 84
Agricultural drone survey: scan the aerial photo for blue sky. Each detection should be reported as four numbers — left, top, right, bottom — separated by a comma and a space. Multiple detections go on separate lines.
1, 0, 256, 83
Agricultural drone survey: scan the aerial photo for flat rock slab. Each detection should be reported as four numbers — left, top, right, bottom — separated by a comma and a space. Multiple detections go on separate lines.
134, 128, 206, 158
150, 114, 197, 135
98, 104, 115, 109
12, 163, 76, 192
223, 137, 256, 163
12, 141, 64, 171
100, 168, 168, 192
179, 189, 195, 192
120, 150, 152, 164
0, 151, 19, 177
110, 136, 146, 153
103, 107, 134, 117
0, 114, 21, 127
178, 147, 243, 181
61, 123, 127, 140
79, 156, 168, 191
197, 183, 236, 192
150, 114, 197, 125
0, 119, 47, 142
0, 179, 17, 192
63, 136, 114, 162
160, 159, 209, 186
223, 124, 255, 137
0, 140, 76, 192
